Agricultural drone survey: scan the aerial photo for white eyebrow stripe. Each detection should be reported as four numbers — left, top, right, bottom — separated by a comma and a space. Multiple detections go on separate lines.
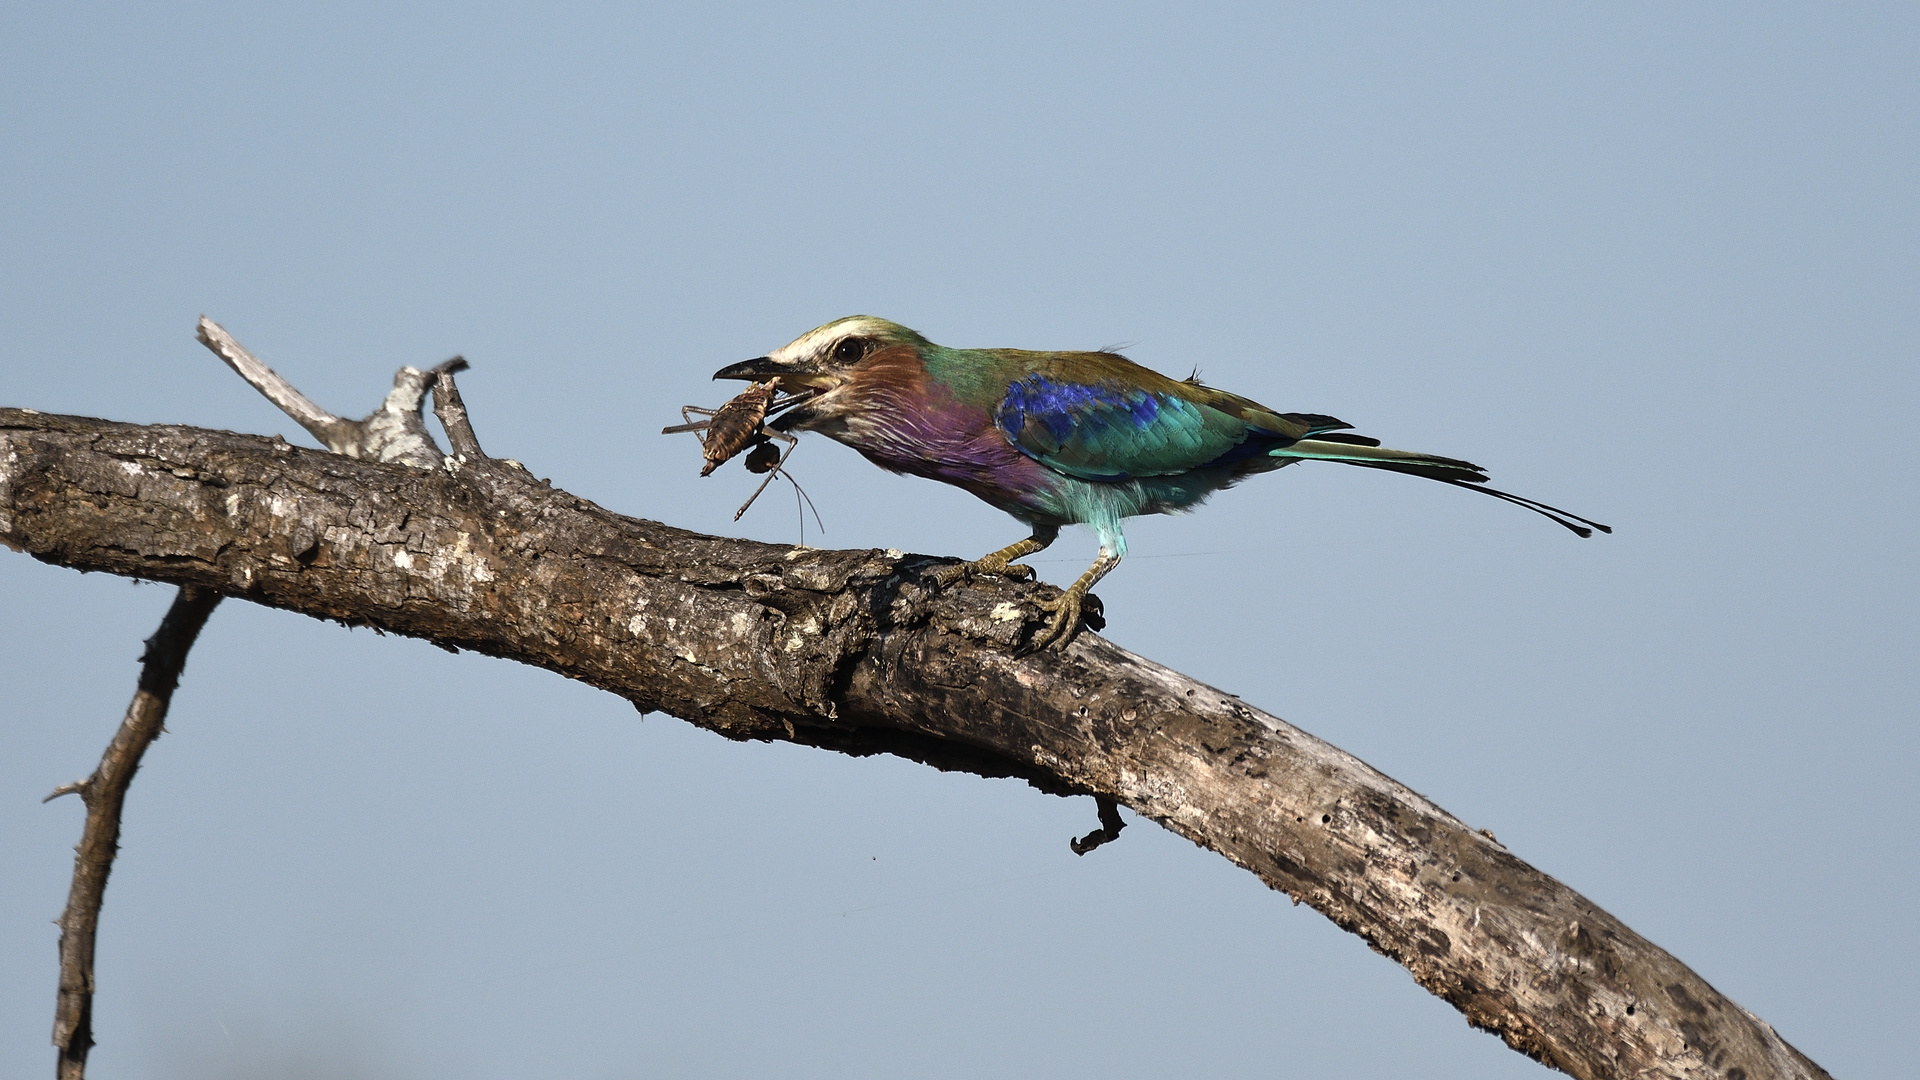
767, 316, 897, 364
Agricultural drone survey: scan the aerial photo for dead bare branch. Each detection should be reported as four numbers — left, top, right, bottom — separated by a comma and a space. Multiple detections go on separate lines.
0, 393, 1828, 1080
45, 586, 222, 1080
195, 317, 451, 468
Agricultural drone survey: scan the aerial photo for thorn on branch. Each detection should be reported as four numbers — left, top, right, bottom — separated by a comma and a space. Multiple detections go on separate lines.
43, 780, 88, 803
1070, 794, 1126, 856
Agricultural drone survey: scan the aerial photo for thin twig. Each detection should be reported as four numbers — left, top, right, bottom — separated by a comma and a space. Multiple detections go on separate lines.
47, 586, 222, 1080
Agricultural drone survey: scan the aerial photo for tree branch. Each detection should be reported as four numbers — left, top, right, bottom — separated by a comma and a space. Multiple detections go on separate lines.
0, 404, 1827, 1080
43, 585, 222, 1080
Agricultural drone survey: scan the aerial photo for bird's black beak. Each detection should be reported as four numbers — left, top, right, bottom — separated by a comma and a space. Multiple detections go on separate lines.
712, 355, 841, 394
713, 356, 782, 382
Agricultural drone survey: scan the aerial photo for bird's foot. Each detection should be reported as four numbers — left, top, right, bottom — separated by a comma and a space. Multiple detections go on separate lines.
928, 554, 1035, 589
1020, 586, 1104, 654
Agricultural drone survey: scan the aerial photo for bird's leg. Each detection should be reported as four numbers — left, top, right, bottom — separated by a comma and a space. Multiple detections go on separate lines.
928, 525, 1059, 588
1026, 548, 1122, 652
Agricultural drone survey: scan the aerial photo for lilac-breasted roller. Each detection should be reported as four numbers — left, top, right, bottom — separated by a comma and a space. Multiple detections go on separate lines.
716, 316, 1608, 650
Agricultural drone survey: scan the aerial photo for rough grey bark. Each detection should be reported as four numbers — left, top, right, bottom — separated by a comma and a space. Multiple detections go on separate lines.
2, 405, 1827, 1080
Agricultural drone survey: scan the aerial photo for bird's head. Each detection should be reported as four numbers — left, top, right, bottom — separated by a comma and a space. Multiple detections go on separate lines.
713, 316, 931, 430
714, 316, 928, 391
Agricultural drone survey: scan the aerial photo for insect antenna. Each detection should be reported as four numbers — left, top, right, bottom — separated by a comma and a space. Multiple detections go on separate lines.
783, 468, 826, 546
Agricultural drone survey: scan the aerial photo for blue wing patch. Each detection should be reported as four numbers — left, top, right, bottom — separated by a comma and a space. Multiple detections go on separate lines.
995, 375, 1257, 481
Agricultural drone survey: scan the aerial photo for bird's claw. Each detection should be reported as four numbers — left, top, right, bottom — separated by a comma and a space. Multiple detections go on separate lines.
1022, 602, 1078, 654
1018, 588, 1104, 654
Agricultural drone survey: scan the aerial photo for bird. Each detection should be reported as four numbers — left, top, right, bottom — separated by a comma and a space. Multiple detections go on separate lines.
714, 316, 1609, 651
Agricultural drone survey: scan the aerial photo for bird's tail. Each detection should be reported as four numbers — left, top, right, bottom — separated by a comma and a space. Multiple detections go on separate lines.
1273, 436, 1612, 538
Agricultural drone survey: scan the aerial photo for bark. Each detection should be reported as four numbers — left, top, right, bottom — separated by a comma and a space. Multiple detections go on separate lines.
1, 405, 1827, 1080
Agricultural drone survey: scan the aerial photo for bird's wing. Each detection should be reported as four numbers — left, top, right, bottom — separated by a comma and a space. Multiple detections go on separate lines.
992, 362, 1344, 481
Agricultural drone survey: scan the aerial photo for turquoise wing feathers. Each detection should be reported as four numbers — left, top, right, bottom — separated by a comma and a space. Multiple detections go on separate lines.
993, 377, 1232, 480
990, 357, 1344, 482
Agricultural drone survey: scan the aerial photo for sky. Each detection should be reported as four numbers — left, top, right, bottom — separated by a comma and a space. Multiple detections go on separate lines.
2, 4, 1915, 1078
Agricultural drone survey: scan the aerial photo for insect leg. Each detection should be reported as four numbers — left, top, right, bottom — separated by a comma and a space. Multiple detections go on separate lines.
661, 405, 720, 438
732, 429, 798, 521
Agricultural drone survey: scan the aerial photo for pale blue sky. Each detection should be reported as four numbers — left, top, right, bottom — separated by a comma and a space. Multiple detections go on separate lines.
4, 4, 1915, 1077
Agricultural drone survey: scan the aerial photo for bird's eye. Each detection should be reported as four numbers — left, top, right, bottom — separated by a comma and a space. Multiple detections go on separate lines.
832, 338, 869, 363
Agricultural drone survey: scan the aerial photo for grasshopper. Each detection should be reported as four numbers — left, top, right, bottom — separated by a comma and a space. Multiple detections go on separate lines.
664, 380, 824, 535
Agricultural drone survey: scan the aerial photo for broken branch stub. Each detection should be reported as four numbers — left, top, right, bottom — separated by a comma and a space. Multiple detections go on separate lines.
195, 316, 463, 469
